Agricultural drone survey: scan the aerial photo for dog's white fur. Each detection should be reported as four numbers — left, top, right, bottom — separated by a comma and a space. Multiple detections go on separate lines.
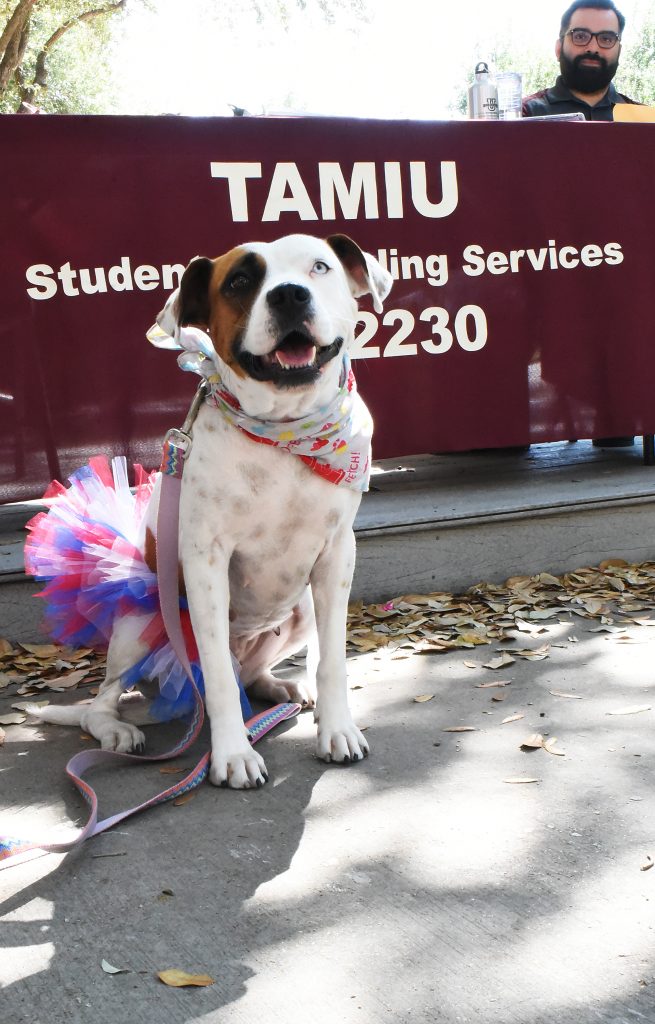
36, 234, 392, 788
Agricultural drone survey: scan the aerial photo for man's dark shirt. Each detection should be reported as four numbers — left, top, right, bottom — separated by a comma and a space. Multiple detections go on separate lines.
522, 77, 638, 121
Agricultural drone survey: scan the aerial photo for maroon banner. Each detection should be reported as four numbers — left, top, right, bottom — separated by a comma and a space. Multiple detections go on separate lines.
2, 114, 654, 502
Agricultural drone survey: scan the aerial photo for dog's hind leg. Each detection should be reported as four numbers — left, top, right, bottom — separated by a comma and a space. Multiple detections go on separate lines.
237, 590, 316, 708
34, 613, 153, 752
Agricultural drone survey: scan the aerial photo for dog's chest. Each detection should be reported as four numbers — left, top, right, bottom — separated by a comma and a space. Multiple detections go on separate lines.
179, 406, 360, 629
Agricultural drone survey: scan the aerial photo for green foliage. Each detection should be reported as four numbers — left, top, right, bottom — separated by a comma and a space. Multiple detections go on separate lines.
616, 11, 655, 103
0, 0, 128, 113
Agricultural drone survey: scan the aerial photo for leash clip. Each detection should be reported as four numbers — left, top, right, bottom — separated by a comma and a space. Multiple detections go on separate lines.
160, 380, 210, 479
181, 378, 210, 435
160, 429, 190, 479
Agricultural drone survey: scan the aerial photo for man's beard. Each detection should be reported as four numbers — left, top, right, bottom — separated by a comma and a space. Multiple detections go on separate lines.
560, 51, 618, 93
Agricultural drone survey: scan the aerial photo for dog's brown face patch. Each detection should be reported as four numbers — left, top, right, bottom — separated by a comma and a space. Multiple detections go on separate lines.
208, 248, 266, 378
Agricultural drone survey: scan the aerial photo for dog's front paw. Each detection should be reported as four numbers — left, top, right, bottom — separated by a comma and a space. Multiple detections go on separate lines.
79, 711, 145, 753
315, 716, 369, 764
209, 742, 268, 789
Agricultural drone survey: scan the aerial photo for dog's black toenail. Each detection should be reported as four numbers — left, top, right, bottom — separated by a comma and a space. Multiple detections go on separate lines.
220, 779, 229, 788
343, 755, 350, 764
352, 753, 360, 762
256, 778, 263, 788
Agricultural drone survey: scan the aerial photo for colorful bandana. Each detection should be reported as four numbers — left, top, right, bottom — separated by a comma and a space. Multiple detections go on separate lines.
147, 318, 372, 492
208, 356, 372, 491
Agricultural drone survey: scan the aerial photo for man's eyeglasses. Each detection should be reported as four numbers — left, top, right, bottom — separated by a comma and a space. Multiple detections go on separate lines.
563, 28, 621, 48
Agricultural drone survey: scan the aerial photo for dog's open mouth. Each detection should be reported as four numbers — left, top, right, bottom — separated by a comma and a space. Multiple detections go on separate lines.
238, 330, 344, 386
264, 331, 317, 370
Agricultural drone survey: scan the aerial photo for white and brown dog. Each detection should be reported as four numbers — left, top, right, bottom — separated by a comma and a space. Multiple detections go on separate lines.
36, 234, 392, 788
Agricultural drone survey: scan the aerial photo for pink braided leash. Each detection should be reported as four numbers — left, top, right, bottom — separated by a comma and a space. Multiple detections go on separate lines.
0, 695, 300, 867
1, 387, 302, 868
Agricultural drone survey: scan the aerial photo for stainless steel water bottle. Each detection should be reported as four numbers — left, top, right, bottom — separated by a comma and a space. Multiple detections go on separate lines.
467, 62, 499, 120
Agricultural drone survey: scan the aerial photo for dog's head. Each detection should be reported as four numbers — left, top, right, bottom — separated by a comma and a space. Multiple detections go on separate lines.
152, 234, 392, 397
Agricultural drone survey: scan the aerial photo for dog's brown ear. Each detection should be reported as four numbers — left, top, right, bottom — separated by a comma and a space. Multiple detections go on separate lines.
327, 234, 393, 314
177, 257, 214, 327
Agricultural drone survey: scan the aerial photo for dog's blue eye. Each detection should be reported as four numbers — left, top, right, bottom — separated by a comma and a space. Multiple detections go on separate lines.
312, 260, 330, 275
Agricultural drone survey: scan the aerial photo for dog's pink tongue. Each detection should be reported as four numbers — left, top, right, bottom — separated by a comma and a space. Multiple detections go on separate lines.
275, 343, 316, 368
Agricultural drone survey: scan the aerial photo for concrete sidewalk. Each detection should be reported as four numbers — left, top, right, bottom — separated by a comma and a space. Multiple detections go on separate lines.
1, 592, 655, 1023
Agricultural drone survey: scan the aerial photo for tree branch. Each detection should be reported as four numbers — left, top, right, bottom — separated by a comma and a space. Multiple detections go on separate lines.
0, 0, 37, 63
19, 0, 128, 106
41, 0, 128, 55
0, 1, 34, 93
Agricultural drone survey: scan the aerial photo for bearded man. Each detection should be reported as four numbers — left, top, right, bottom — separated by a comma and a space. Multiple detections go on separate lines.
522, 0, 638, 121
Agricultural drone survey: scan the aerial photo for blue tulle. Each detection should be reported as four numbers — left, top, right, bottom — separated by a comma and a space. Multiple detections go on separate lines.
123, 649, 252, 722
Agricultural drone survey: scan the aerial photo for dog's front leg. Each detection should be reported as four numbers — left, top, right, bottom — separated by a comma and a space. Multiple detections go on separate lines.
310, 527, 369, 764
184, 557, 268, 789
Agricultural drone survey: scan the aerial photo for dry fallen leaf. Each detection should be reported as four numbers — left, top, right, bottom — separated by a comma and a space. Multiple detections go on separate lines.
11, 699, 49, 712
549, 691, 584, 700
503, 777, 540, 784
502, 714, 525, 725
505, 644, 550, 661
442, 726, 477, 733
543, 737, 566, 756
0, 726, 5, 745
413, 694, 434, 703
484, 654, 516, 670
173, 791, 196, 806
519, 733, 566, 756
640, 857, 654, 872
606, 705, 652, 716
46, 669, 91, 690
157, 969, 215, 988
600, 559, 629, 571
18, 643, 60, 658
346, 560, 655, 662
475, 680, 512, 688
160, 766, 188, 775
0, 639, 14, 658
0, 712, 26, 725
520, 733, 545, 750
101, 959, 130, 975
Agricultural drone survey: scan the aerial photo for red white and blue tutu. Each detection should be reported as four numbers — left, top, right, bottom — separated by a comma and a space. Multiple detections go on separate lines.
24, 456, 251, 722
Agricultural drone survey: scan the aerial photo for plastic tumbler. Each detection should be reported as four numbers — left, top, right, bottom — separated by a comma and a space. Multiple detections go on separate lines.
497, 72, 522, 120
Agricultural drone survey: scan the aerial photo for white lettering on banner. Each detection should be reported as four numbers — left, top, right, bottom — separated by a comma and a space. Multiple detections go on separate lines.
318, 163, 379, 220
384, 162, 404, 218
462, 240, 624, 276
378, 248, 449, 287
25, 259, 185, 301
210, 160, 458, 222
352, 306, 488, 360
23, 237, 624, 303
209, 162, 263, 222
262, 163, 319, 222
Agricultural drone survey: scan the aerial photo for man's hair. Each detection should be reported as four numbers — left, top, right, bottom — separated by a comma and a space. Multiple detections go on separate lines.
560, 0, 625, 36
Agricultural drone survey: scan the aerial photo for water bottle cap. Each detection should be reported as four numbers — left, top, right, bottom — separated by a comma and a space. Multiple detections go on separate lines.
475, 62, 490, 77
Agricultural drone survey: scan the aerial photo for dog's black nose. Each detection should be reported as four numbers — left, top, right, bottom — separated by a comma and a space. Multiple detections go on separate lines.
267, 282, 311, 312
